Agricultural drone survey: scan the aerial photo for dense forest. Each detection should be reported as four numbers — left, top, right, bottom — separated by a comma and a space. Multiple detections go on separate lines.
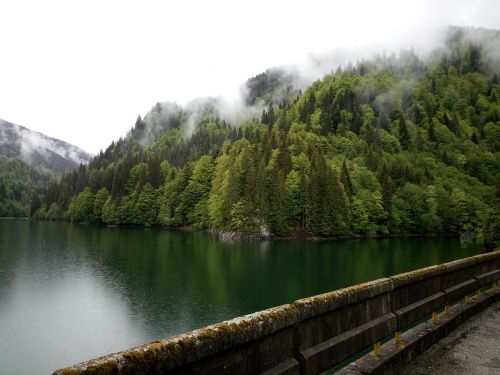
0, 156, 48, 217
0, 119, 92, 217
34, 28, 500, 248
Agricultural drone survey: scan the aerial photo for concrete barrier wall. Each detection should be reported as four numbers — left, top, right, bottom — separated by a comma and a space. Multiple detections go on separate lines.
54, 251, 500, 375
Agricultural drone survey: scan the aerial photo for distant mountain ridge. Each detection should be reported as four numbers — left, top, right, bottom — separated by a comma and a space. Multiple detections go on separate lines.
0, 119, 92, 174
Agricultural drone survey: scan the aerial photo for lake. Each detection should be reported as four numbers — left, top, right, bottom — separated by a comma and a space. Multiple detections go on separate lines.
0, 220, 478, 374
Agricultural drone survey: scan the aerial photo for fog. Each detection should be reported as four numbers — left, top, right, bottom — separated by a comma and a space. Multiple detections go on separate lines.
0, 120, 92, 173
0, 0, 499, 153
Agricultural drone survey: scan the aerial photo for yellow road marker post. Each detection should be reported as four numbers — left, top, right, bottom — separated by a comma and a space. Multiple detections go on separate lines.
432, 311, 439, 323
374, 341, 381, 357
395, 331, 401, 345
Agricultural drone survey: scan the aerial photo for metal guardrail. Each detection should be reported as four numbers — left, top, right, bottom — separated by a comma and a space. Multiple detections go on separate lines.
54, 251, 500, 375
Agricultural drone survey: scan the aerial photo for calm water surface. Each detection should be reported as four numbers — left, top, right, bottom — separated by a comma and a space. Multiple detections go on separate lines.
0, 220, 478, 374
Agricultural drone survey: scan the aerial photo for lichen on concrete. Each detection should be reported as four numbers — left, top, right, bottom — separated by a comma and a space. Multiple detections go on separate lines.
472, 250, 500, 264
294, 278, 393, 320
54, 303, 300, 374
390, 264, 446, 287
445, 257, 477, 271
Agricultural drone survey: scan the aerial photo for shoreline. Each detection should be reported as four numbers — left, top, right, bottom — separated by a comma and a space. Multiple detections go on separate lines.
208, 228, 459, 242
25, 217, 460, 242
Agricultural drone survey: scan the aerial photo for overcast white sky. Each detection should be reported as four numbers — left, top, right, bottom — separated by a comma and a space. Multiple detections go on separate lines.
0, 0, 499, 154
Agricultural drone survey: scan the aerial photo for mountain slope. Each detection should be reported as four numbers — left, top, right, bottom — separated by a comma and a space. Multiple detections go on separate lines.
0, 120, 92, 217
0, 120, 92, 174
38, 26, 500, 247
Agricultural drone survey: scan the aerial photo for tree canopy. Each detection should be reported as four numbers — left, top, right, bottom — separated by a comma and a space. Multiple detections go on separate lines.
33, 39, 500, 248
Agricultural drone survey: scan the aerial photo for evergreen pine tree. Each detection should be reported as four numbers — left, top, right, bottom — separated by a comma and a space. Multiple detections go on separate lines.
262, 108, 268, 124
471, 132, 479, 144
450, 113, 460, 135
428, 121, 437, 143
379, 166, 393, 213
365, 145, 378, 172
399, 113, 411, 149
148, 156, 162, 189
306, 151, 348, 236
442, 112, 450, 127
268, 165, 289, 236
431, 77, 437, 94
277, 109, 290, 134
377, 112, 390, 131
319, 87, 335, 134
340, 159, 354, 198
267, 103, 275, 126
30, 192, 41, 217
359, 64, 366, 76
328, 167, 348, 235
442, 150, 450, 164
300, 93, 316, 124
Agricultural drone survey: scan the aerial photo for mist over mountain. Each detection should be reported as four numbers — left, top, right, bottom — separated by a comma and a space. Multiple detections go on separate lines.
36, 26, 500, 249
0, 119, 92, 174
0, 120, 92, 217
100, 26, 500, 160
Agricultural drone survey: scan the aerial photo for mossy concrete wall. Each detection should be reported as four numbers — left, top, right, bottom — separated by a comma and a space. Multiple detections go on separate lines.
337, 287, 500, 375
53, 251, 500, 375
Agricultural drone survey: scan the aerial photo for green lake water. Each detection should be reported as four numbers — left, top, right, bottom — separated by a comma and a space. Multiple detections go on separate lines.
0, 220, 478, 374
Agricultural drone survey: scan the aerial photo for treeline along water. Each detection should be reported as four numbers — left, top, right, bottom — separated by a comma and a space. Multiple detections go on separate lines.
0, 220, 478, 374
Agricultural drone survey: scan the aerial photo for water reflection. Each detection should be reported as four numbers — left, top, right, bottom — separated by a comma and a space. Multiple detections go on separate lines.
0, 220, 477, 375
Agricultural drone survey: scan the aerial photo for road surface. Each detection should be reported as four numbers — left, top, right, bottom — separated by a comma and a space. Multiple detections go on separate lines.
401, 301, 500, 375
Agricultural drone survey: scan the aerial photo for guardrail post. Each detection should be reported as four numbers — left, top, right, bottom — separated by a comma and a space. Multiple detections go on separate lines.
395, 331, 401, 345
432, 311, 439, 323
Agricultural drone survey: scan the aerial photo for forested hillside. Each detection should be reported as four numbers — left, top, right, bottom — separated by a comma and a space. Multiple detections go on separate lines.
0, 120, 92, 217
36, 27, 500, 248
0, 156, 46, 217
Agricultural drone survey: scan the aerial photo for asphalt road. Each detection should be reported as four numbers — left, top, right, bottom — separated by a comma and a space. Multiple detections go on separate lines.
401, 301, 500, 375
